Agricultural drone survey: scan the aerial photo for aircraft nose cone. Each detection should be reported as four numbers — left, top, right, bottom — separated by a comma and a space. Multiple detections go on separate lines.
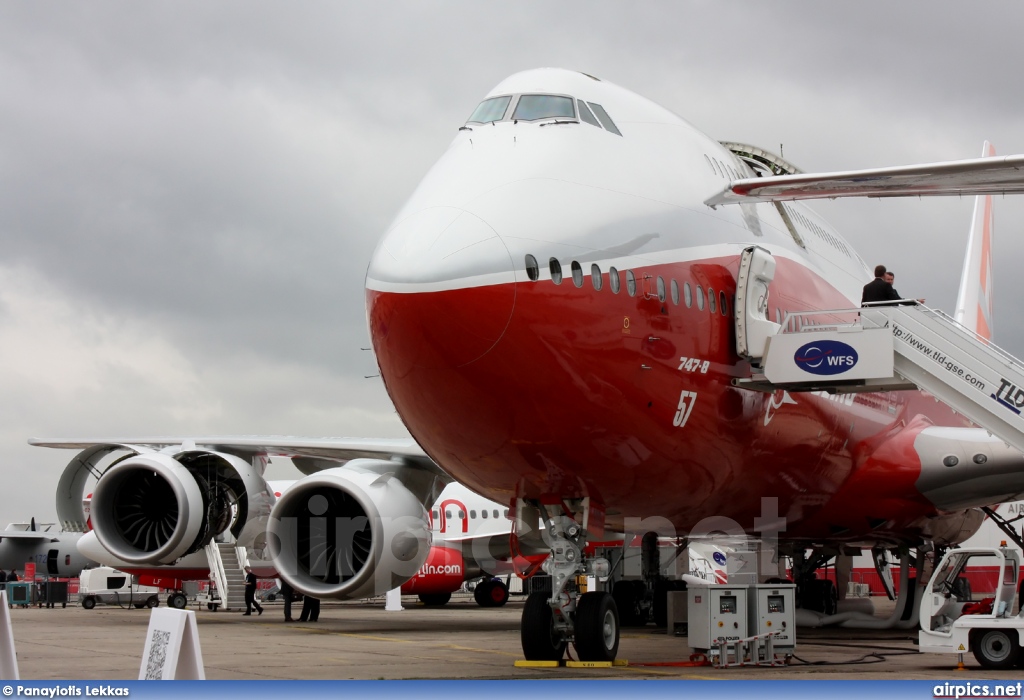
367, 207, 516, 370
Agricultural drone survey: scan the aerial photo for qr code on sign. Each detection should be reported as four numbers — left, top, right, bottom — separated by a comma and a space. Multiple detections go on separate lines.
144, 629, 171, 680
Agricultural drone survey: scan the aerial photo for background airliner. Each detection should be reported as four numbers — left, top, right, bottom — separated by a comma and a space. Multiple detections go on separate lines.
29, 68, 1024, 663
0, 520, 91, 578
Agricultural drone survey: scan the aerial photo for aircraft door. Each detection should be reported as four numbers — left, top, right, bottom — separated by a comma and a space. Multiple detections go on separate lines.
734, 246, 781, 364
46, 548, 59, 576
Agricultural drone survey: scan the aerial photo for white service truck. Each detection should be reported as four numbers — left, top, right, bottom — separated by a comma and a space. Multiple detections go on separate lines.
78, 567, 161, 610
919, 545, 1023, 669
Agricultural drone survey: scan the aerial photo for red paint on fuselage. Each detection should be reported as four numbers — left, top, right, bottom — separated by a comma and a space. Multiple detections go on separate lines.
369, 248, 971, 545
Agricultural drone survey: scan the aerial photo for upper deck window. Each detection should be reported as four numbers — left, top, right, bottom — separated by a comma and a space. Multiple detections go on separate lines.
513, 95, 575, 121
587, 103, 621, 136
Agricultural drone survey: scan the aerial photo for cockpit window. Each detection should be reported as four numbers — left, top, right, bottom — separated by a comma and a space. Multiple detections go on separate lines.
587, 102, 621, 136
512, 95, 575, 121
577, 100, 601, 127
468, 96, 512, 124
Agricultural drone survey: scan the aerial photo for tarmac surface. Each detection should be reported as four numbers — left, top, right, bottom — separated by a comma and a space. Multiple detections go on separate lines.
7, 595, 1024, 680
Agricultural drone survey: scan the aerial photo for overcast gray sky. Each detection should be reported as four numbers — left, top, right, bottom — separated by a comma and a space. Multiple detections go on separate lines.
2, 1, 1023, 524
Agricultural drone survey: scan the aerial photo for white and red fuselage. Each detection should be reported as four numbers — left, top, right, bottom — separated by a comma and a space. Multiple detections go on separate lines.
366, 68, 985, 548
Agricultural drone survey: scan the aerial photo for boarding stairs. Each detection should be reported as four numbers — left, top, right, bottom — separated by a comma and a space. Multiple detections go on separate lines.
204, 541, 248, 611
731, 245, 1024, 456
735, 301, 1024, 455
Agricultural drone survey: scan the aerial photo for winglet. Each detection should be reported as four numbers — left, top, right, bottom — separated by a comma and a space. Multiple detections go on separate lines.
954, 141, 996, 341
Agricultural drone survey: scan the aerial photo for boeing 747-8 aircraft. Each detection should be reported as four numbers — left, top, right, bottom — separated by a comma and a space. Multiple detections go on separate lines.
31, 68, 1024, 662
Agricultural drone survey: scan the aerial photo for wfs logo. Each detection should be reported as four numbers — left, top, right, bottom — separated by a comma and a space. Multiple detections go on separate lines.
794, 340, 859, 375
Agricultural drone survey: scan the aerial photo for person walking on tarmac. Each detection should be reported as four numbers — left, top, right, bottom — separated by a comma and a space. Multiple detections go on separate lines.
243, 569, 263, 616
298, 594, 320, 622
280, 579, 295, 622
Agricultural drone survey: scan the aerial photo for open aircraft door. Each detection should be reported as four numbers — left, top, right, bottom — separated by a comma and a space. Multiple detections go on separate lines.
734, 245, 780, 364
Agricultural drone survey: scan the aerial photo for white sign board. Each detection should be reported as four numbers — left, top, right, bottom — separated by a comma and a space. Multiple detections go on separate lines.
0, 590, 18, 680
139, 608, 205, 680
763, 328, 895, 384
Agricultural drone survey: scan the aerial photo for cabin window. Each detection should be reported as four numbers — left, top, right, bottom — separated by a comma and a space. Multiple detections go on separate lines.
696, 285, 705, 311
432, 510, 439, 519
481, 510, 488, 519
684, 281, 693, 308
571, 261, 584, 288
656, 276, 666, 302
513, 95, 575, 121
550, 258, 562, 285
626, 270, 637, 297
503, 509, 509, 518
587, 102, 621, 135
720, 291, 728, 316
591, 264, 603, 290
609, 266, 621, 294
577, 100, 602, 127
671, 279, 680, 305
458, 511, 465, 519
525, 254, 539, 281
708, 287, 717, 314
467, 96, 512, 124
470, 510, 477, 519
445, 510, 452, 519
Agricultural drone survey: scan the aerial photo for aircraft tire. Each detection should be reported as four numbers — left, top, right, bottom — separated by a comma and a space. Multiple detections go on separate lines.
81, 597, 96, 610
653, 579, 685, 628
474, 579, 509, 607
418, 592, 452, 606
612, 581, 641, 626
972, 629, 1020, 670
487, 580, 509, 607
574, 592, 620, 662
521, 592, 566, 661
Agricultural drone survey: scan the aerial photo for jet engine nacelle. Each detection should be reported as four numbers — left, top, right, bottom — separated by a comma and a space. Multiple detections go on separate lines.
90, 449, 274, 565
267, 461, 431, 600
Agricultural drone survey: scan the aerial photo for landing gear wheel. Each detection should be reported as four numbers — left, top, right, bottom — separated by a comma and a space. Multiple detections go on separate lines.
418, 592, 452, 606
973, 629, 1020, 669
169, 593, 187, 610
521, 592, 567, 661
81, 596, 96, 610
474, 579, 509, 607
574, 592, 620, 662
799, 579, 838, 616
612, 581, 641, 626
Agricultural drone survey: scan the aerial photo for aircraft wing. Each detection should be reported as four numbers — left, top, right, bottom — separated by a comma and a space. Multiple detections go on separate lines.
704, 153, 1024, 206
0, 531, 60, 542
28, 436, 434, 475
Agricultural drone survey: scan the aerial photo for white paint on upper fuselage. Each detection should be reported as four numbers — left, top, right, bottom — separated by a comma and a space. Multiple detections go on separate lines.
428, 481, 511, 541
366, 68, 869, 306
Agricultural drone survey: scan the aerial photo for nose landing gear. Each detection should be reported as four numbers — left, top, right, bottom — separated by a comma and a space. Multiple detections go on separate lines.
517, 499, 618, 662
